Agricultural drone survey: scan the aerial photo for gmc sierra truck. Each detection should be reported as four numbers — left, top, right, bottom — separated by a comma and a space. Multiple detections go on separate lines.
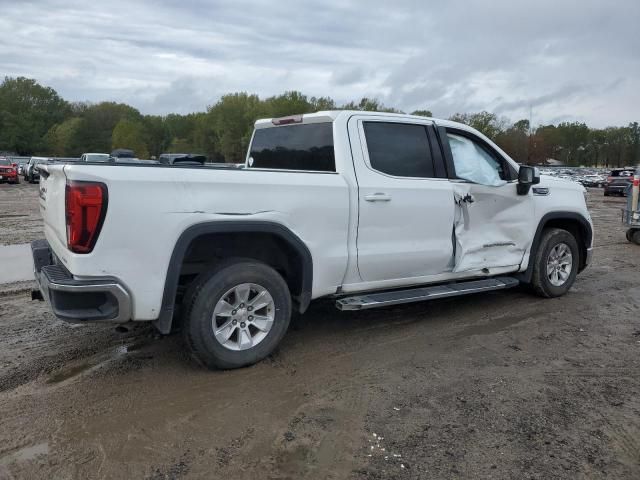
32, 111, 593, 369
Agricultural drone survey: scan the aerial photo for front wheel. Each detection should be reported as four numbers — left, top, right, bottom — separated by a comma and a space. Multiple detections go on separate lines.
182, 260, 292, 369
530, 228, 579, 298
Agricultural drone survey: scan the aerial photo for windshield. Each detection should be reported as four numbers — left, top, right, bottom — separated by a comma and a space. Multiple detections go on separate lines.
0, 158, 10, 166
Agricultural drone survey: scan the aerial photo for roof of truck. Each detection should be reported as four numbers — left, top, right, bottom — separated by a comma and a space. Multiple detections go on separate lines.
254, 110, 469, 131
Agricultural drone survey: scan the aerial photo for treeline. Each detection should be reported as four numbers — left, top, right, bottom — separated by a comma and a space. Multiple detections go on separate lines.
0, 76, 638, 167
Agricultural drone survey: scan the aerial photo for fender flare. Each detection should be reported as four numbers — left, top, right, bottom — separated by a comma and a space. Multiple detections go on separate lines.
517, 211, 593, 283
154, 221, 313, 334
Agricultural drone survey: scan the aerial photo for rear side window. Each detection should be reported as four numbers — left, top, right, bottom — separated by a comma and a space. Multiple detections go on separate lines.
249, 123, 335, 172
363, 122, 435, 178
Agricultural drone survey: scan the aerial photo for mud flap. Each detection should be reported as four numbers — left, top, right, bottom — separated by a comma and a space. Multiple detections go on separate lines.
452, 183, 528, 273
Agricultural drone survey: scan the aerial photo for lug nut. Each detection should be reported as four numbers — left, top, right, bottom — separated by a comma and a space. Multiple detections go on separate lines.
248, 315, 253, 320
232, 309, 237, 315
247, 306, 253, 311
240, 322, 246, 328
232, 319, 237, 325
239, 303, 245, 308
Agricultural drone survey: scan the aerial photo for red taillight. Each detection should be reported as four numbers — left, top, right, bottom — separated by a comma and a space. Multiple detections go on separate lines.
65, 181, 108, 253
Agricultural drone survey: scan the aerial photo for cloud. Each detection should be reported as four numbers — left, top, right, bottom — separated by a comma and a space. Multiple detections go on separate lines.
0, 0, 638, 126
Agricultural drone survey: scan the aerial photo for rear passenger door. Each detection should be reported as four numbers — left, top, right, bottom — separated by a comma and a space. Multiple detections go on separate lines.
350, 116, 455, 282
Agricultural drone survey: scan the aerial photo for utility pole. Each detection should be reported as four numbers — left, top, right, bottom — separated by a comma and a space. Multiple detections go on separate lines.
527, 104, 533, 165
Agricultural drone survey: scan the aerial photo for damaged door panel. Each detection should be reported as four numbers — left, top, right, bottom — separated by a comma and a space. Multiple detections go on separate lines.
452, 182, 533, 273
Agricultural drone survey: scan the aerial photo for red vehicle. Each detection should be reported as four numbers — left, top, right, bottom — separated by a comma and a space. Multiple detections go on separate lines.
0, 157, 20, 184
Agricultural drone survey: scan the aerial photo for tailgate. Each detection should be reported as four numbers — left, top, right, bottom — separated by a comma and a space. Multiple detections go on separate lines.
38, 164, 68, 253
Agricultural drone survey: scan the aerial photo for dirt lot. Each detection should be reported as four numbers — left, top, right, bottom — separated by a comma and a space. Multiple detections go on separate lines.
1, 183, 640, 479
0, 181, 43, 246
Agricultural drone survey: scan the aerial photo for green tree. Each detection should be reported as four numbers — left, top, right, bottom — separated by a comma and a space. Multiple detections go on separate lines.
45, 117, 83, 156
143, 115, 171, 158
0, 76, 70, 154
496, 119, 529, 163
411, 109, 433, 117
449, 111, 507, 140
207, 93, 262, 162
341, 97, 402, 113
75, 102, 143, 153
310, 96, 336, 111
112, 118, 150, 158
263, 91, 314, 118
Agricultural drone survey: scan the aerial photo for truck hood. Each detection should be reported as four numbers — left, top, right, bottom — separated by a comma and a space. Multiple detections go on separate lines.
538, 175, 586, 192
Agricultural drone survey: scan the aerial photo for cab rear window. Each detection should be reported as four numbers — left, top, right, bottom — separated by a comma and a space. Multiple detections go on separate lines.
248, 123, 335, 172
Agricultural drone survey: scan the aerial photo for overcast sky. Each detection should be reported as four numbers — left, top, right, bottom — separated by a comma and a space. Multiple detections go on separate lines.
0, 0, 638, 127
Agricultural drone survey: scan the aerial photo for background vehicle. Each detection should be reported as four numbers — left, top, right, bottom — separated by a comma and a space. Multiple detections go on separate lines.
604, 178, 632, 196
33, 111, 593, 370
110, 148, 136, 160
607, 168, 635, 184
80, 153, 111, 162
0, 157, 20, 184
158, 153, 207, 165
579, 174, 606, 188
24, 157, 48, 183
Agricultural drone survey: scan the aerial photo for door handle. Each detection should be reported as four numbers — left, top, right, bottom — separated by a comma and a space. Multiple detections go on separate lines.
364, 193, 392, 202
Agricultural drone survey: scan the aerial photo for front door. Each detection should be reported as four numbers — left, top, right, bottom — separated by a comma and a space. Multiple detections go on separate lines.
350, 116, 455, 282
443, 129, 534, 273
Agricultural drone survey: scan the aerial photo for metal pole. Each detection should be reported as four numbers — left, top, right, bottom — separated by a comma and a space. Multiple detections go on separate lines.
632, 173, 639, 219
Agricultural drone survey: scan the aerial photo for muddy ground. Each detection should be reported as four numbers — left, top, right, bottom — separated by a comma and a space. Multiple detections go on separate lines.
1, 183, 640, 479
0, 181, 43, 246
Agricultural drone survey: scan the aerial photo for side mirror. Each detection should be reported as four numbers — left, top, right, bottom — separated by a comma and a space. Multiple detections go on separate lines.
517, 166, 540, 195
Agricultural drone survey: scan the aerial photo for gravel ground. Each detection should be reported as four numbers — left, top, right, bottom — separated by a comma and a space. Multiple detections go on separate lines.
0, 181, 43, 246
1, 185, 640, 479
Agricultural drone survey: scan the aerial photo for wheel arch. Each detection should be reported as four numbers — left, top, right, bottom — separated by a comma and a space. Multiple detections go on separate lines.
518, 212, 593, 283
154, 221, 313, 334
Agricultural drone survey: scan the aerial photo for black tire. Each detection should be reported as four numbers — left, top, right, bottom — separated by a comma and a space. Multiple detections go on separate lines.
626, 229, 634, 242
182, 260, 292, 369
604, 191, 610, 196
530, 228, 580, 298
631, 230, 640, 246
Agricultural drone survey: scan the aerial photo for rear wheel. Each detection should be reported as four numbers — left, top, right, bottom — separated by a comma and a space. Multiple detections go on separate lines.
630, 229, 640, 246
182, 260, 292, 369
531, 228, 579, 298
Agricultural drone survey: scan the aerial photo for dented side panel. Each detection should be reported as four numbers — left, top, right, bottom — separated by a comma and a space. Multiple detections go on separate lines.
452, 182, 534, 273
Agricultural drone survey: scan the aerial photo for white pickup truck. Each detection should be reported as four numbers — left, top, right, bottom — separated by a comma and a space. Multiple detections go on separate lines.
32, 110, 593, 369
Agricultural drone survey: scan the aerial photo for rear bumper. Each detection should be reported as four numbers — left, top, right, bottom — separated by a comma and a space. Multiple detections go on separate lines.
31, 239, 131, 323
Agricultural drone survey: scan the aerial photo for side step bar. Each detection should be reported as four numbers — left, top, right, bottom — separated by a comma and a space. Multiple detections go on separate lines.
336, 276, 519, 311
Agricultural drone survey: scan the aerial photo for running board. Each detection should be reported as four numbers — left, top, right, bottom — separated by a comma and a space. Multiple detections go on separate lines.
336, 276, 519, 311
